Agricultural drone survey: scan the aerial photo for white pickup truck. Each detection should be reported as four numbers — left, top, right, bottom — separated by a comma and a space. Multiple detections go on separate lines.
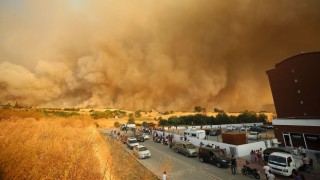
268, 152, 303, 176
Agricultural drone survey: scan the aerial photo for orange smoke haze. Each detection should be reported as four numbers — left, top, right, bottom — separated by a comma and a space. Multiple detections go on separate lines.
1, 0, 320, 111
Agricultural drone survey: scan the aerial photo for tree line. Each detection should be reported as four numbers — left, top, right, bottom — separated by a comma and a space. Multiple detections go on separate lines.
158, 111, 268, 126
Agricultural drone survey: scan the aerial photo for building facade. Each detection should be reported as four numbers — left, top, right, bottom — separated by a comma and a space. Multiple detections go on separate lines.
266, 52, 320, 151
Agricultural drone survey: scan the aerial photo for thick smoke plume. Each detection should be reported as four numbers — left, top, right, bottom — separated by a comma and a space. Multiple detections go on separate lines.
1, 0, 320, 111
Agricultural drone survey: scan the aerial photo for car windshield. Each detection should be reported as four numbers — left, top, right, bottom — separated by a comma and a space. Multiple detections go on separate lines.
249, 133, 257, 135
268, 155, 287, 167
138, 147, 148, 151
185, 144, 196, 149
129, 140, 138, 143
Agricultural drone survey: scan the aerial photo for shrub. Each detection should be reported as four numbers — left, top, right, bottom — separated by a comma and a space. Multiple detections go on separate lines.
127, 117, 135, 124
114, 121, 120, 128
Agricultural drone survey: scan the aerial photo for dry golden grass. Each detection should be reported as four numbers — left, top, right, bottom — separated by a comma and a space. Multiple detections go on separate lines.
0, 117, 110, 179
0, 109, 160, 180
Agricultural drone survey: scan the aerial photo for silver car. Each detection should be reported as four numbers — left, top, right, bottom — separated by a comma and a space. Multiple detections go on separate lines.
172, 142, 198, 157
133, 145, 151, 159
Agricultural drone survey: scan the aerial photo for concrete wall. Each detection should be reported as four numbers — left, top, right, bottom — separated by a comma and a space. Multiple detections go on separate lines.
154, 127, 270, 157
236, 140, 271, 157
162, 123, 263, 130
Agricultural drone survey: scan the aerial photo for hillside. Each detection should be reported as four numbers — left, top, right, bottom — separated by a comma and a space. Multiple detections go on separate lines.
0, 109, 157, 180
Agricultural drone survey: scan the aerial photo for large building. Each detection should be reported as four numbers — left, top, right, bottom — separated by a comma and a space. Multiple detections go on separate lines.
266, 52, 320, 151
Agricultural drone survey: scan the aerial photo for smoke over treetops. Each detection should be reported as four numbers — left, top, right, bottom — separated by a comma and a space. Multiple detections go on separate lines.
1, 0, 320, 111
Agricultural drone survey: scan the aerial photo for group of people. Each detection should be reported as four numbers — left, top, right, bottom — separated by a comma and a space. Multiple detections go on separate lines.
250, 149, 263, 164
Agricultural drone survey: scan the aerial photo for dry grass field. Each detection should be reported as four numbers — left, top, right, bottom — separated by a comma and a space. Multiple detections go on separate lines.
0, 109, 157, 180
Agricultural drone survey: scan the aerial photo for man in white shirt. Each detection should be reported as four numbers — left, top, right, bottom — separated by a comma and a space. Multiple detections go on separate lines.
263, 164, 270, 179
162, 171, 167, 180
267, 170, 275, 180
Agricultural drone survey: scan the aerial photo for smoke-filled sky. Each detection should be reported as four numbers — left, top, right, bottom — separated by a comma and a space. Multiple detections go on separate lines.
1, 0, 320, 112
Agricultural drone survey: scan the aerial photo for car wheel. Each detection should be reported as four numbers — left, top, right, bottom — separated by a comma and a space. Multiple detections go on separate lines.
199, 157, 204, 162
175, 149, 179, 153
186, 153, 189, 157
216, 162, 221, 168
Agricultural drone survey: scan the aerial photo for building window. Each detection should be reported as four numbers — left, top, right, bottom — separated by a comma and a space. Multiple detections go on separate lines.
300, 101, 304, 104
294, 79, 298, 83
291, 69, 295, 73
297, 90, 301, 94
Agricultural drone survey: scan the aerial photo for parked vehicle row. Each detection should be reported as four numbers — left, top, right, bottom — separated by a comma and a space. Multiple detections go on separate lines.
125, 135, 152, 159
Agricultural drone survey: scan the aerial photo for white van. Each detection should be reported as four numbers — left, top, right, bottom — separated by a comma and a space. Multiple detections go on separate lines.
247, 132, 260, 140
184, 129, 206, 139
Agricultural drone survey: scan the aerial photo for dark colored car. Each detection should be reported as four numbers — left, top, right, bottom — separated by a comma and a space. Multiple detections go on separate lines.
198, 147, 231, 168
263, 148, 290, 162
249, 126, 267, 133
135, 135, 145, 142
204, 129, 211, 135
209, 129, 221, 136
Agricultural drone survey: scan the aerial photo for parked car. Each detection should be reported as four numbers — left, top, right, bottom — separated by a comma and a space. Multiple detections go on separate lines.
172, 142, 198, 157
226, 125, 237, 131
127, 137, 139, 150
263, 148, 290, 162
133, 145, 151, 159
204, 129, 211, 136
258, 125, 268, 130
209, 129, 221, 136
249, 126, 267, 133
198, 147, 231, 168
135, 135, 145, 142
267, 125, 273, 129
142, 133, 150, 140
240, 126, 250, 132
247, 132, 260, 140
268, 152, 303, 176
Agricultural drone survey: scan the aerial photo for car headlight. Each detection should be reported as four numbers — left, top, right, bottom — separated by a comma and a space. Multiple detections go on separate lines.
283, 169, 288, 172
222, 160, 226, 162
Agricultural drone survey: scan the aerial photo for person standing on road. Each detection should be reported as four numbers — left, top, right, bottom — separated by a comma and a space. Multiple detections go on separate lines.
258, 150, 263, 164
254, 150, 258, 163
162, 171, 167, 180
263, 164, 270, 179
231, 155, 237, 175
267, 170, 275, 180
250, 150, 254, 162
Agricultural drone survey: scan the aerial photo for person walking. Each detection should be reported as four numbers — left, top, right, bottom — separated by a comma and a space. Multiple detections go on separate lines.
231, 155, 237, 175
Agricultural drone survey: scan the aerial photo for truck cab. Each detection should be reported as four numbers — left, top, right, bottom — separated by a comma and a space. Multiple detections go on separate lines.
268, 152, 303, 176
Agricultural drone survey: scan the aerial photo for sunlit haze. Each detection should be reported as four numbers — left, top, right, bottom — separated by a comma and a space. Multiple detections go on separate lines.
1, 0, 320, 111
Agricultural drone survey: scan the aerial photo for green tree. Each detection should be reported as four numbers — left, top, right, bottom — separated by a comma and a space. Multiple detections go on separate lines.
114, 121, 120, 128
213, 107, 220, 112
127, 117, 135, 124
216, 113, 229, 124
134, 110, 142, 117
194, 106, 202, 112
258, 113, 268, 124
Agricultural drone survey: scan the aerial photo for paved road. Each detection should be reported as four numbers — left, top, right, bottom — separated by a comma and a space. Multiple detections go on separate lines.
122, 137, 251, 180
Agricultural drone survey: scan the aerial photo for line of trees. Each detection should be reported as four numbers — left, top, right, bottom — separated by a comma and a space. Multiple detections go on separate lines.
158, 111, 268, 126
